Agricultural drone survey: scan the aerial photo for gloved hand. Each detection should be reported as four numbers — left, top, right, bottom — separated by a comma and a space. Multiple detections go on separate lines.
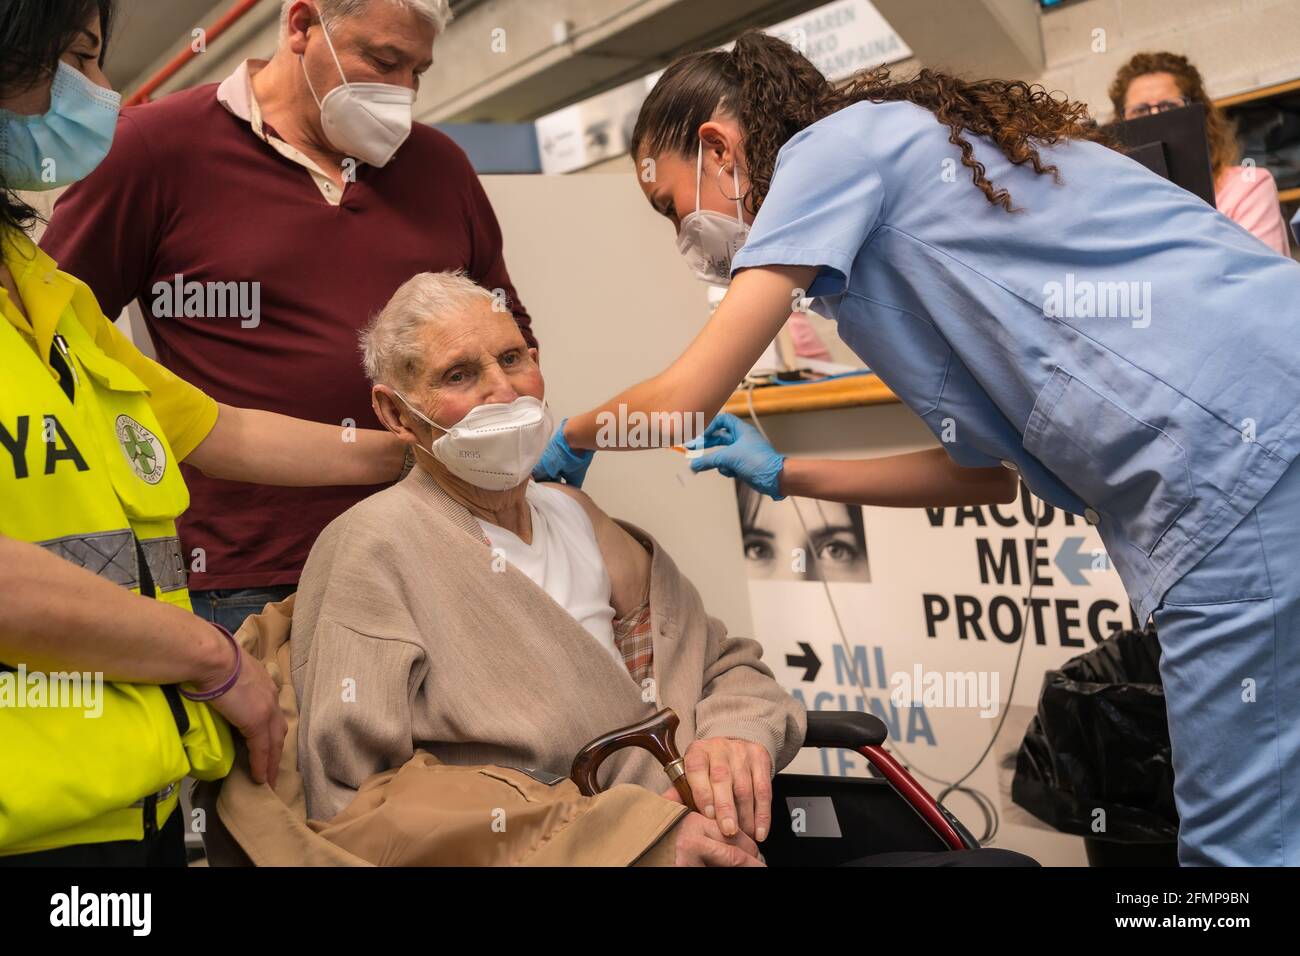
685, 413, 786, 500
532, 417, 595, 487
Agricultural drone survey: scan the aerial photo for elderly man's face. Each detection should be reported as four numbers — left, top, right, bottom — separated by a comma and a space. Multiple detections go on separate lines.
289, 0, 436, 99
404, 300, 544, 430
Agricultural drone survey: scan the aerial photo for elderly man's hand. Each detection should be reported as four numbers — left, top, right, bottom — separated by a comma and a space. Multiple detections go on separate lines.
661, 736, 773, 842
673, 811, 765, 867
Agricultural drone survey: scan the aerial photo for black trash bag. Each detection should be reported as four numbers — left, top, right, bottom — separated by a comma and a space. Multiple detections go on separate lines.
1011, 628, 1178, 843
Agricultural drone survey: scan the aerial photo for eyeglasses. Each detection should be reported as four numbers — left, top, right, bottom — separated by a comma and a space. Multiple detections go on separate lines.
1124, 97, 1191, 119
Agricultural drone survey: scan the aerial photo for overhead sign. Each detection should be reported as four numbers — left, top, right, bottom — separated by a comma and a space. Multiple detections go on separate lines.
534, 0, 911, 175
535, 76, 655, 176
766, 0, 912, 82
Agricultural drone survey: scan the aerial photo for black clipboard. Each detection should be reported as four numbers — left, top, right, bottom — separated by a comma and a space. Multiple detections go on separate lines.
1104, 103, 1217, 206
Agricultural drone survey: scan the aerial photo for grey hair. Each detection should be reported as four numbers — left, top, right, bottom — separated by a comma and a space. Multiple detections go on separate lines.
361, 271, 495, 389
280, 0, 452, 38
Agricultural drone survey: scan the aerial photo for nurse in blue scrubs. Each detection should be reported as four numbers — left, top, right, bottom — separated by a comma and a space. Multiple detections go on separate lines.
534, 31, 1300, 865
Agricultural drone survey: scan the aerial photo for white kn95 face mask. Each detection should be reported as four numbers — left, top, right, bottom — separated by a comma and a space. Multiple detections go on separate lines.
394, 392, 554, 491
676, 141, 750, 286
301, 17, 414, 167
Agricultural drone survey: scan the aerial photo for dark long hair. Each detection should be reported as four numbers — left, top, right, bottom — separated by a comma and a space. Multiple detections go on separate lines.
0, 0, 115, 235
632, 30, 1106, 215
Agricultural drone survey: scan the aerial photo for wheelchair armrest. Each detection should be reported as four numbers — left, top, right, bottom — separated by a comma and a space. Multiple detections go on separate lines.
803, 710, 888, 749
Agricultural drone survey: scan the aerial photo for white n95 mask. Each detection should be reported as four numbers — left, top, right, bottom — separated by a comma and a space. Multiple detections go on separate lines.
676, 141, 750, 286
395, 392, 554, 491
302, 17, 414, 167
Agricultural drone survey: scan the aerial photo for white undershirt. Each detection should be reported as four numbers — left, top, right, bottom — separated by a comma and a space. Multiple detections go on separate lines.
475, 483, 620, 664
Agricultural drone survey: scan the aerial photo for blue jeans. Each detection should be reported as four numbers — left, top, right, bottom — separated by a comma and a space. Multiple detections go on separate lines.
1151, 455, 1300, 865
189, 586, 297, 636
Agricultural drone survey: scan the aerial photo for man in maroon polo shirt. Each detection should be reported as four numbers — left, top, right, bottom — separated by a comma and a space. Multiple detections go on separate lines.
42, 0, 535, 632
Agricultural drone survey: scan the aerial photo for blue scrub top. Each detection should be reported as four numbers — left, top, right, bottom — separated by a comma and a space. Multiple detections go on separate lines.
732, 100, 1300, 621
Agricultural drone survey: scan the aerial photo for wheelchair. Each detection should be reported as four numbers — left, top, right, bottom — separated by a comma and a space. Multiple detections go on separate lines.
194, 594, 987, 866
570, 705, 978, 866
762, 710, 980, 865
197, 706, 979, 866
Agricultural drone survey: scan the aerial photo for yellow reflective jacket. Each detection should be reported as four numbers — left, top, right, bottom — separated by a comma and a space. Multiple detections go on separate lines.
0, 232, 233, 854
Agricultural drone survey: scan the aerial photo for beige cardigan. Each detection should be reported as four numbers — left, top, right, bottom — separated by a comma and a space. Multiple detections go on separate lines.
206, 595, 690, 867
291, 467, 806, 822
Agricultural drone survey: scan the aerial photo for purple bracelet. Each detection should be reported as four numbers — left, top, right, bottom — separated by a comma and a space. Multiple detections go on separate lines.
181, 622, 242, 702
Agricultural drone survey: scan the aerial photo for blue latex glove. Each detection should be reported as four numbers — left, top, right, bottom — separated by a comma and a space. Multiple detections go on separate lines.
532, 417, 595, 487
685, 413, 786, 499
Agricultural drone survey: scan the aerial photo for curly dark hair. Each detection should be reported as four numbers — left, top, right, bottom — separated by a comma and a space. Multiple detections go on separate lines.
631, 30, 1106, 215
0, 0, 115, 235
1108, 51, 1238, 179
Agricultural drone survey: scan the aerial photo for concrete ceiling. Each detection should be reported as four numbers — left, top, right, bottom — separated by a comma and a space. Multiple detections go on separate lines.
418, 0, 1044, 125
421, 0, 846, 123
104, 0, 1046, 128
104, 0, 229, 90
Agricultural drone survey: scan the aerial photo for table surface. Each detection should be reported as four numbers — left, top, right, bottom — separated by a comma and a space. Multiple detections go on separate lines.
722, 373, 899, 418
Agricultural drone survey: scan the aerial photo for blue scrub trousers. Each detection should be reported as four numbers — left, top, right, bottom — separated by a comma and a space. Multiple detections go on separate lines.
1152, 456, 1300, 865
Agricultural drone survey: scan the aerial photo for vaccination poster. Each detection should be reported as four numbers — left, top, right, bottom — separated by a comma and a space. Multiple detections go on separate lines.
735, 480, 1138, 860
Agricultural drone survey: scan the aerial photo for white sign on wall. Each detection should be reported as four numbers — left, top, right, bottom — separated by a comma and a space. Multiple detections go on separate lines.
535, 0, 911, 175
766, 0, 912, 82
535, 76, 656, 176
737, 482, 1137, 862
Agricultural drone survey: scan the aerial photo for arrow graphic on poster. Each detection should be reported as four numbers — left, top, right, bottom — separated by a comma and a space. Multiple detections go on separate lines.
786, 642, 822, 682
1055, 536, 1110, 585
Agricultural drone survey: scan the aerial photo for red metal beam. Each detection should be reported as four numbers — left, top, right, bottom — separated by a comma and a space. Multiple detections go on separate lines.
125, 0, 264, 106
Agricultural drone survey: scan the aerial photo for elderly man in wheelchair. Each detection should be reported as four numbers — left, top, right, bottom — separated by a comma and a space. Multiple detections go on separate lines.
203, 271, 1036, 868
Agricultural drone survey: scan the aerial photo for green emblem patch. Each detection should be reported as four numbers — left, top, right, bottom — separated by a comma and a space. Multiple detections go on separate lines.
115, 415, 166, 485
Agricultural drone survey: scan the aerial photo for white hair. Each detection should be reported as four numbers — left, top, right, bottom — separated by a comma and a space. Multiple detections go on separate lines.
361, 271, 495, 389
280, 0, 452, 38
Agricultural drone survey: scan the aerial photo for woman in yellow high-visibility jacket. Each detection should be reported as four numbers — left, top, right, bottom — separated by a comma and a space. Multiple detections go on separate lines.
0, 0, 408, 865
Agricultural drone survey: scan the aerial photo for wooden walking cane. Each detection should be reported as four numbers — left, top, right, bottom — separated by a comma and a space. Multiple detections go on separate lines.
570, 707, 698, 811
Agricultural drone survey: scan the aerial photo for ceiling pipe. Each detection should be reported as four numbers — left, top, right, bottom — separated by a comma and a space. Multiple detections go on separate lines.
125, 0, 265, 106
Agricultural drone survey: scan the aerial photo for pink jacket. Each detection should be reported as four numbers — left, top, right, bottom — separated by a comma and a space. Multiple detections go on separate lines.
1216, 166, 1292, 256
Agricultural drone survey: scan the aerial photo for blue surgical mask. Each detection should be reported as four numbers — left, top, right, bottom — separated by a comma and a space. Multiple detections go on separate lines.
0, 61, 121, 191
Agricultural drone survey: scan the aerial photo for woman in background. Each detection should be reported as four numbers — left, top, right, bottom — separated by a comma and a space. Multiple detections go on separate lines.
1111, 51, 1292, 256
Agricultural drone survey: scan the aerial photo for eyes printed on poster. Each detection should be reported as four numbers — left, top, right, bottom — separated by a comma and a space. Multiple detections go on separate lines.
735, 483, 871, 582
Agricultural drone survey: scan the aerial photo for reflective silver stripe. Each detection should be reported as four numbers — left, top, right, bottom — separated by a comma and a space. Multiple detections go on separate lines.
129, 781, 178, 809
37, 529, 138, 589
140, 535, 187, 593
